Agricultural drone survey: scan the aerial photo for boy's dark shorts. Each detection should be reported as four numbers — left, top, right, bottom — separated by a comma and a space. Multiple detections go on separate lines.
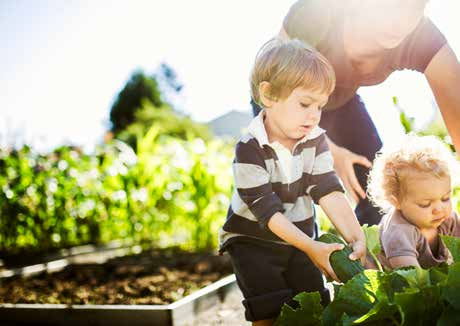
226, 238, 330, 322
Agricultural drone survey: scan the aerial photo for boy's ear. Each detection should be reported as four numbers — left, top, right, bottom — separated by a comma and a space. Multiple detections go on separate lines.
259, 81, 276, 108
389, 195, 401, 209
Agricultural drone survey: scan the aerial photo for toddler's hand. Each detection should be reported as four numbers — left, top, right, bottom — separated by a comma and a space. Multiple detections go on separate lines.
349, 239, 367, 266
306, 241, 344, 283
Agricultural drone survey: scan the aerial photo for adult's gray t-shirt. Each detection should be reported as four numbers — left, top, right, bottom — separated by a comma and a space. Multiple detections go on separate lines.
283, 0, 447, 110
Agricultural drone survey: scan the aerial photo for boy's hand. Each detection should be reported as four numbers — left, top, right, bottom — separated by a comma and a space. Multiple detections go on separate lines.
305, 241, 345, 283
349, 239, 367, 266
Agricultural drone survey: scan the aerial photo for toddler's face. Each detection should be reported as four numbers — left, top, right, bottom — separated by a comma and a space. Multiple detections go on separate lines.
396, 173, 452, 230
268, 87, 328, 142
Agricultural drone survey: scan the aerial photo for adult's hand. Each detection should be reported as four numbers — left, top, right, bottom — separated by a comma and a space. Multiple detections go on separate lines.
327, 138, 372, 204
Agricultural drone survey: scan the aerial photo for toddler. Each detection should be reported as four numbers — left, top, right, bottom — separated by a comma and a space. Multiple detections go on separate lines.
368, 134, 460, 270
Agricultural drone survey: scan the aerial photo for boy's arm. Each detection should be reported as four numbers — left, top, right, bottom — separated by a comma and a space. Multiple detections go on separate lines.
267, 212, 344, 282
305, 134, 366, 262
388, 256, 420, 269
319, 192, 367, 263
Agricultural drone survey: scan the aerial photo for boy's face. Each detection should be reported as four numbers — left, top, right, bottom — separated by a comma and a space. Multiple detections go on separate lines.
264, 87, 328, 143
395, 173, 452, 231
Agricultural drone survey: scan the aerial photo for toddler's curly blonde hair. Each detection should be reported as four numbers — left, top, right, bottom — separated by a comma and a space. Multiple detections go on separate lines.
367, 134, 459, 212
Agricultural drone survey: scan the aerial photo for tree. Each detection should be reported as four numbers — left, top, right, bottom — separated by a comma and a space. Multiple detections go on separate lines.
108, 65, 212, 151
109, 70, 163, 133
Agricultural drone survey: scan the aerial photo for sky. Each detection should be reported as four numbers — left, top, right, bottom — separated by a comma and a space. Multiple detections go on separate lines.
1, 0, 460, 152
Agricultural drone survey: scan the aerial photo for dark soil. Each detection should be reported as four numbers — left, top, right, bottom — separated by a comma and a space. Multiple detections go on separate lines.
0, 248, 233, 305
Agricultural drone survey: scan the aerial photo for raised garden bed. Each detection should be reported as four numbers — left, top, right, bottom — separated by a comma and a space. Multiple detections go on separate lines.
0, 241, 139, 278
0, 248, 237, 325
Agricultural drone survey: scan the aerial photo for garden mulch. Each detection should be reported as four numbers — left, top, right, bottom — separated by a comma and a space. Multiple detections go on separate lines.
0, 248, 233, 306
1, 247, 334, 325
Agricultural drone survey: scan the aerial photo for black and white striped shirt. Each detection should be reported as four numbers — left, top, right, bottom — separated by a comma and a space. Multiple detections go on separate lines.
219, 111, 344, 251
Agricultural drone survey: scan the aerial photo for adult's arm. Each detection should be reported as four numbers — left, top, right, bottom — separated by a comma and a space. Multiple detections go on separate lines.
425, 43, 460, 154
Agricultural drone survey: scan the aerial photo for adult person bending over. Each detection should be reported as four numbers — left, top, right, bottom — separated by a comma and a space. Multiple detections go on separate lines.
252, 0, 460, 225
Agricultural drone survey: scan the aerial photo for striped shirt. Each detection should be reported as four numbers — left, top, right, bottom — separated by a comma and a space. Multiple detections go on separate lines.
219, 111, 344, 252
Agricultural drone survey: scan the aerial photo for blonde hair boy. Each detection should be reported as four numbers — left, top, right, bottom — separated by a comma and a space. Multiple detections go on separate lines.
218, 38, 366, 325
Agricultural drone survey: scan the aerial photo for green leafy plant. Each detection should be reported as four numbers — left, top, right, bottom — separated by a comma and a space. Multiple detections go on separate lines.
0, 127, 234, 256
362, 224, 383, 272
274, 236, 460, 326
274, 292, 324, 326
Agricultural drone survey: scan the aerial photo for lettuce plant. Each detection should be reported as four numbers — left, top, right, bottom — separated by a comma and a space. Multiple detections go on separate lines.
275, 235, 460, 326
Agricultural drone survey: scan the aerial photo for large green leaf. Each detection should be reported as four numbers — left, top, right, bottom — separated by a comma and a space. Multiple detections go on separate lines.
362, 224, 381, 257
274, 291, 324, 326
394, 267, 430, 288
440, 235, 460, 263
347, 271, 409, 324
441, 262, 460, 310
323, 271, 379, 326
394, 285, 444, 326
362, 224, 383, 271
437, 305, 460, 326
376, 271, 409, 302
352, 299, 399, 325
429, 263, 449, 286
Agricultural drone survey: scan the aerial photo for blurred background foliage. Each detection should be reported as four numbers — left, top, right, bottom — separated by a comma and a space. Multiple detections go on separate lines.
0, 131, 233, 256
1, 64, 234, 257
109, 70, 163, 134
117, 103, 212, 151
109, 64, 211, 151
393, 96, 454, 152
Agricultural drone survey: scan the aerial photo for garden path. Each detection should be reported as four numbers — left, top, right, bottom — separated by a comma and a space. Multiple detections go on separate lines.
185, 288, 249, 326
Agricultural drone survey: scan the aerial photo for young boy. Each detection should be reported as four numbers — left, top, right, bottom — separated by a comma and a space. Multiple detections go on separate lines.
218, 38, 366, 326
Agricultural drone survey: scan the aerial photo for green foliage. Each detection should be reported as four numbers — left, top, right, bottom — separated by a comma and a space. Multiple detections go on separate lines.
117, 102, 212, 150
109, 66, 211, 153
393, 97, 415, 134
440, 235, 460, 263
317, 206, 339, 236
362, 224, 383, 272
393, 96, 455, 152
0, 128, 233, 255
109, 70, 163, 133
274, 236, 460, 326
362, 225, 381, 257
274, 292, 324, 326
